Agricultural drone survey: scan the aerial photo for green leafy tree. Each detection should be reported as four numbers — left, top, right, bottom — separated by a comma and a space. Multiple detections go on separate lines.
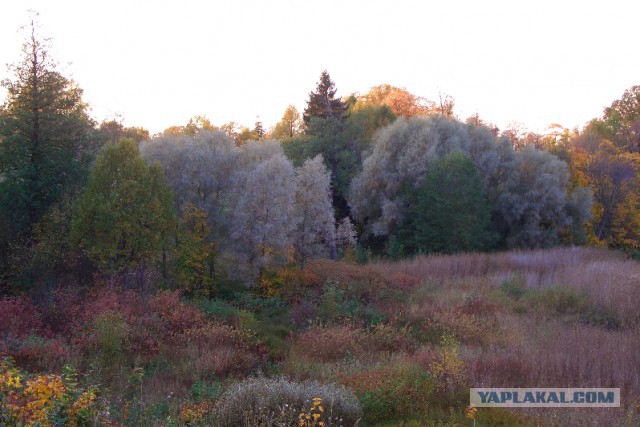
176, 204, 216, 296
96, 119, 149, 144
589, 85, 640, 151
71, 139, 176, 277
400, 152, 497, 253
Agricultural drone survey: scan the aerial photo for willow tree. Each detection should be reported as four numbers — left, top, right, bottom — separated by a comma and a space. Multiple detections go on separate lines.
293, 155, 336, 268
350, 116, 592, 249
228, 142, 298, 281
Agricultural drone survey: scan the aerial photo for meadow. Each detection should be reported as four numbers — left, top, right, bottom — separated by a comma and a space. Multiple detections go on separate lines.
2, 246, 639, 426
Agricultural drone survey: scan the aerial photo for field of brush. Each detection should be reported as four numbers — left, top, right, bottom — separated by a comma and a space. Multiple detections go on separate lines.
2, 247, 639, 426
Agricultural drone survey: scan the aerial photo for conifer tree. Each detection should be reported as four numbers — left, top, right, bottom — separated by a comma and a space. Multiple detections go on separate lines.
0, 17, 93, 287
0, 18, 93, 232
303, 70, 345, 126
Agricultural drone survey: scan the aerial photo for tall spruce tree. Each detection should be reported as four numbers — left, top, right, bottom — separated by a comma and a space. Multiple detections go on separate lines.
0, 18, 93, 288
0, 19, 93, 231
303, 70, 346, 127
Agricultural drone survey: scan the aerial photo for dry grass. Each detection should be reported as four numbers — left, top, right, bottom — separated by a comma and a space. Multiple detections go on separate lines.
374, 247, 640, 326
371, 247, 640, 425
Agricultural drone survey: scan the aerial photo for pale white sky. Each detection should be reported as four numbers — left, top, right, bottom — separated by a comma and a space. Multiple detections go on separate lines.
1, 1, 638, 135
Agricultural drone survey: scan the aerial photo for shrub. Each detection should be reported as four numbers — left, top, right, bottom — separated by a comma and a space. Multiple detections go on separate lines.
0, 297, 45, 339
9, 336, 71, 373
499, 273, 527, 299
289, 324, 364, 365
213, 377, 362, 426
428, 335, 467, 398
0, 358, 106, 426
338, 362, 434, 424
194, 298, 241, 323
291, 300, 318, 328
525, 286, 590, 314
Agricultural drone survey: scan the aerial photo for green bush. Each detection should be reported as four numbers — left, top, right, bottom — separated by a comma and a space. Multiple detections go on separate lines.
193, 298, 240, 322
525, 286, 590, 314
190, 377, 222, 402
340, 363, 434, 424
499, 273, 527, 299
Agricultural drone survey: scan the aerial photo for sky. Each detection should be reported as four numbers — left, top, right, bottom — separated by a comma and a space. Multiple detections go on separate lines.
1, 0, 639, 135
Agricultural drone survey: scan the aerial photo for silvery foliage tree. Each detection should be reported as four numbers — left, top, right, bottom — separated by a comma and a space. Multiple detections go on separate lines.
293, 155, 336, 269
228, 141, 299, 279
496, 146, 593, 247
350, 116, 507, 236
139, 130, 236, 231
142, 133, 356, 281
335, 217, 358, 249
350, 115, 592, 248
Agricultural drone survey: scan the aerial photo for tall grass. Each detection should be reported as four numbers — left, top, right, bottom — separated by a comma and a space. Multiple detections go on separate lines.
373, 247, 640, 425
374, 247, 640, 326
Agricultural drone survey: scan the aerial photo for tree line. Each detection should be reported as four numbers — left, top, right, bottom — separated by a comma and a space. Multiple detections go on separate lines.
1, 20, 638, 295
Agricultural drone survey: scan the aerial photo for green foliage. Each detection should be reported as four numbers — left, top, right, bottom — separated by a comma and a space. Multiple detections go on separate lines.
591, 85, 640, 151
499, 276, 595, 318
525, 286, 590, 315
93, 311, 129, 370
176, 204, 217, 297
318, 286, 340, 322
0, 23, 94, 235
290, 73, 396, 219
340, 363, 434, 424
401, 152, 497, 254
96, 119, 149, 145
0, 20, 94, 288
355, 244, 370, 264
499, 273, 527, 299
194, 298, 241, 322
71, 138, 177, 275
189, 377, 222, 402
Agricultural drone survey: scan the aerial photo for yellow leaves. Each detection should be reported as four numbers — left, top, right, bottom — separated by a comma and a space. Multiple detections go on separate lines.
298, 397, 326, 427
1, 358, 100, 426
179, 400, 214, 424
466, 405, 478, 419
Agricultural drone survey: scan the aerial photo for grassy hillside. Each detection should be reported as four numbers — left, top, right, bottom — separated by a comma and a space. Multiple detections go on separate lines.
2, 247, 639, 426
